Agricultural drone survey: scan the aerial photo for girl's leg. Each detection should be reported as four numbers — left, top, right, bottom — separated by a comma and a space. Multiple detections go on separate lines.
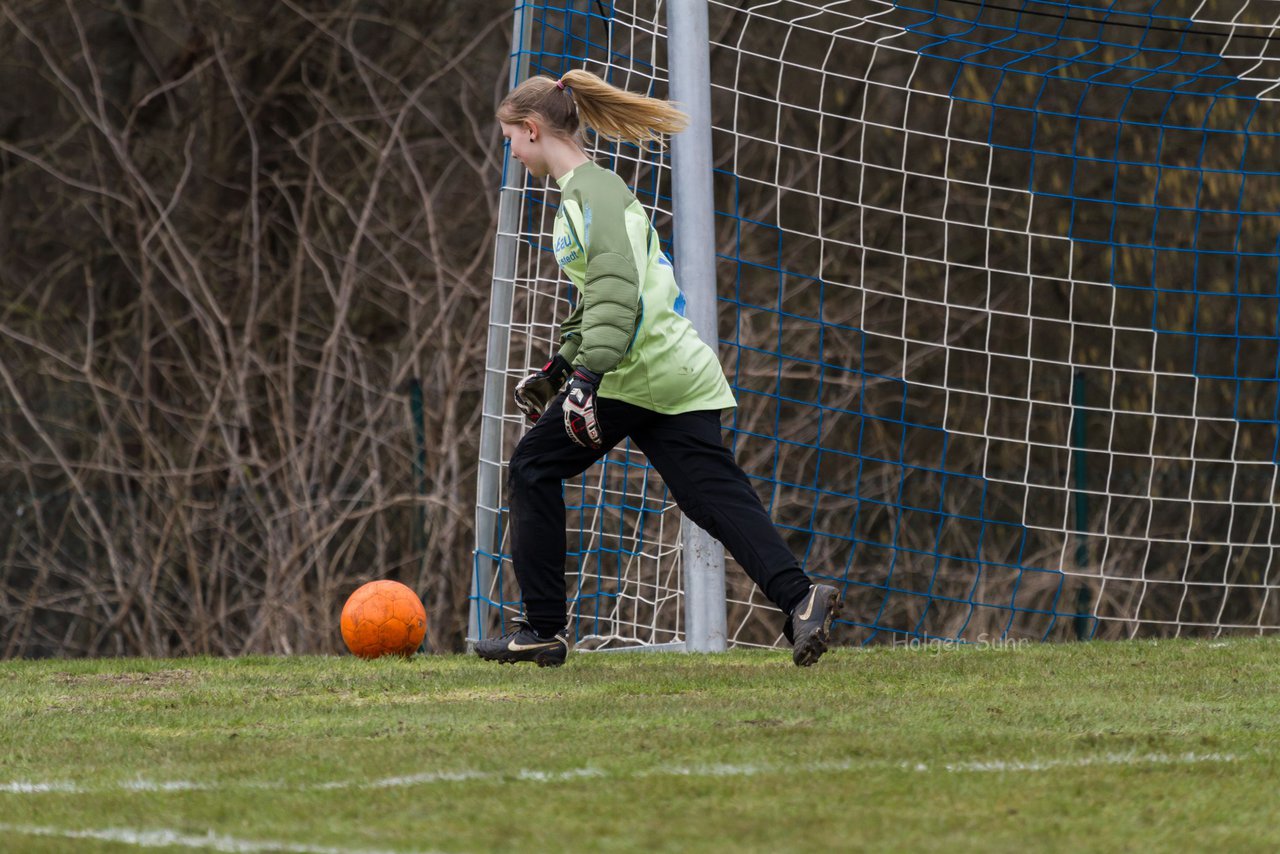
506, 395, 651, 637
630, 409, 813, 614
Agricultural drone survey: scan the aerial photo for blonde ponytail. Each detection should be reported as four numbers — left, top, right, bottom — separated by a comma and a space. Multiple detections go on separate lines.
559, 69, 688, 145
497, 70, 688, 147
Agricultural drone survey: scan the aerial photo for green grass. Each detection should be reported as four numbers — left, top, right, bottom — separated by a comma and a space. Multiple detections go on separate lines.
1, 639, 1277, 852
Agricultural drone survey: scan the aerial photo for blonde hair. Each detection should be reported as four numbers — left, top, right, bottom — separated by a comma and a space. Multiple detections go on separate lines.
496, 69, 689, 147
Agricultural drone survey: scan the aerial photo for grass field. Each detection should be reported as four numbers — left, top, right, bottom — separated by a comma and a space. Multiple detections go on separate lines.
1, 638, 1276, 852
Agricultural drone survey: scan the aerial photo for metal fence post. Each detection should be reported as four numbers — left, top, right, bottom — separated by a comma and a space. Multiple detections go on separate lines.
470, 3, 534, 646
666, 0, 727, 652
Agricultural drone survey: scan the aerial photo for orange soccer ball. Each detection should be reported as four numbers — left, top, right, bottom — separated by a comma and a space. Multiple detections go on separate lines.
340, 580, 426, 658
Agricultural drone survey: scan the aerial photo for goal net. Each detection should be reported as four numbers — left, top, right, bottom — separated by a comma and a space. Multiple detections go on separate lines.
473, 0, 1280, 648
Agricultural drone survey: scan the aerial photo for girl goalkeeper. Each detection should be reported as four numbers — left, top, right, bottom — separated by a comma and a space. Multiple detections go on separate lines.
475, 70, 842, 667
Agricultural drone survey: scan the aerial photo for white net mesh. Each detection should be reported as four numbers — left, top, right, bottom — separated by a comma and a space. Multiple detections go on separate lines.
475, 0, 1280, 647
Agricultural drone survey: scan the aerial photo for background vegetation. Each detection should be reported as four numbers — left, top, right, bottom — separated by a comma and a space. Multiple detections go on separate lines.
3, 1, 1277, 657
1, 0, 513, 656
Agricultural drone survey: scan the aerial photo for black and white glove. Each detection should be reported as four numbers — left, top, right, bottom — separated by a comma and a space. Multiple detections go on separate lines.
513, 354, 572, 423
563, 367, 603, 449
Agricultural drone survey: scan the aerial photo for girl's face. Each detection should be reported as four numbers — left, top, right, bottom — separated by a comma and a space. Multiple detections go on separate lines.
501, 119, 548, 178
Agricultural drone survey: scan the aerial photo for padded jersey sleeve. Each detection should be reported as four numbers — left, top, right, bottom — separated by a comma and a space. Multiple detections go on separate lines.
560, 173, 643, 375
556, 301, 583, 365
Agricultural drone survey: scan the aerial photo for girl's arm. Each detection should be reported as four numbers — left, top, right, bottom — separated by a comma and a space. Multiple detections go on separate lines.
562, 178, 643, 375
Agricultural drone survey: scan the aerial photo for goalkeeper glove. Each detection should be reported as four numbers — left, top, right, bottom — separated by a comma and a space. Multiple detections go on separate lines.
513, 354, 572, 422
563, 367, 603, 449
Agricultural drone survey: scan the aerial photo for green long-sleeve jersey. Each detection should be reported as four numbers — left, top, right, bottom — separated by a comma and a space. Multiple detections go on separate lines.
552, 160, 737, 414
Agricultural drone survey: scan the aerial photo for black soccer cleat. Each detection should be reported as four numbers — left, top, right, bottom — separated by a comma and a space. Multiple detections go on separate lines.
788, 584, 843, 667
474, 618, 569, 668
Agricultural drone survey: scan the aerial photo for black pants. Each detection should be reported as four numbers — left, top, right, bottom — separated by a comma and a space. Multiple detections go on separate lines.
507, 394, 813, 637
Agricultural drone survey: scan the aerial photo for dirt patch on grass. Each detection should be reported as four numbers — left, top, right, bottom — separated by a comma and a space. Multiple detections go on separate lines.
55, 668, 197, 687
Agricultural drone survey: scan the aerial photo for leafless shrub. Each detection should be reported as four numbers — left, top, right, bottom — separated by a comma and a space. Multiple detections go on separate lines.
1, 0, 513, 656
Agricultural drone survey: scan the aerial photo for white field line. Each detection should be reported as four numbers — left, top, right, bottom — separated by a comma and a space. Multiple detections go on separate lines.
936, 751, 1240, 774
0, 751, 1241, 797
0, 823, 421, 854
